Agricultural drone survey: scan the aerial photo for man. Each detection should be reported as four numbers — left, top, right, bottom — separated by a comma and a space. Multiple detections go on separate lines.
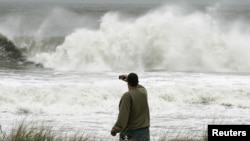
111, 73, 150, 141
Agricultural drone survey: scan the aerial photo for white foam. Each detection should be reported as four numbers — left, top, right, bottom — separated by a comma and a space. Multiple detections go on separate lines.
31, 5, 250, 72
0, 71, 250, 115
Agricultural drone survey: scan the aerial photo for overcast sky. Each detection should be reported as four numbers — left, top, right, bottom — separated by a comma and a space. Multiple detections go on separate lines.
0, 0, 195, 2
0, 0, 228, 3
0, 0, 249, 5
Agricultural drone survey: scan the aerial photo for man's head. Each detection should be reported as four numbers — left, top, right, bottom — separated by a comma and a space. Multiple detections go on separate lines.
127, 73, 139, 87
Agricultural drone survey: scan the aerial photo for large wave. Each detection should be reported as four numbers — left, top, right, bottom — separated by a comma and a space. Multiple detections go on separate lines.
1, 2, 248, 73
30, 5, 250, 73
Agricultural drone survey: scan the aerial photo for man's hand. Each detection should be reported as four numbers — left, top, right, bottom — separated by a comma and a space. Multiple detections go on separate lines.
122, 74, 128, 82
111, 128, 119, 136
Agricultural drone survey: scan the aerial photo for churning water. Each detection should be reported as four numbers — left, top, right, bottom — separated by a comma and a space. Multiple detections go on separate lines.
0, 1, 250, 140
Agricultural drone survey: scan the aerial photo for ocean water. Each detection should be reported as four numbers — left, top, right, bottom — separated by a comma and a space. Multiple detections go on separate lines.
0, 1, 250, 140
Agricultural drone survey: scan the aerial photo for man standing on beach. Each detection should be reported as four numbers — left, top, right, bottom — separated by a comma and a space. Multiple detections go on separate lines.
111, 73, 150, 141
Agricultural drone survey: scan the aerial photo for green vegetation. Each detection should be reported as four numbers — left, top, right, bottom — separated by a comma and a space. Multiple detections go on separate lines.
0, 121, 89, 141
0, 121, 207, 141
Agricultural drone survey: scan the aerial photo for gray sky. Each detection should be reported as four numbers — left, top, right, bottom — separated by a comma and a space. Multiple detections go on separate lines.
0, 0, 164, 2
0, 0, 249, 5
0, 0, 220, 3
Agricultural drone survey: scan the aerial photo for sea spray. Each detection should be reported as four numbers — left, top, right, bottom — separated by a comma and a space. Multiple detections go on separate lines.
32, 5, 250, 72
0, 71, 250, 115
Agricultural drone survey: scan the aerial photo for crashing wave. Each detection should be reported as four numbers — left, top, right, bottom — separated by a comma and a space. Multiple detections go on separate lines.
0, 33, 43, 68
0, 33, 26, 62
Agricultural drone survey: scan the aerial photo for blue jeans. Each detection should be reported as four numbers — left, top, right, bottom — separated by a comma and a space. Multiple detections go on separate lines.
120, 127, 150, 141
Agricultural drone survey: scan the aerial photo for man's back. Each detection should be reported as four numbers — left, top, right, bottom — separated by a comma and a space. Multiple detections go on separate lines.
111, 73, 150, 141
125, 85, 150, 130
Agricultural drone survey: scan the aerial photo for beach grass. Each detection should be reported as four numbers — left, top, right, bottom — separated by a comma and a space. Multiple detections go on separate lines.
0, 121, 208, 141
154, 129, 208, 141
0, 121, 90, 141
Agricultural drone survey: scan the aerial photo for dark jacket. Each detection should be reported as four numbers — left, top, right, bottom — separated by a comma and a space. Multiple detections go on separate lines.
113, 84, 150, 132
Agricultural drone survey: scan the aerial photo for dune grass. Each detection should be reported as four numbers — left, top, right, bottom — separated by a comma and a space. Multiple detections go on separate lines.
0, 121, 208, 141
154, 129, 208, 141
0, 121, 89, 141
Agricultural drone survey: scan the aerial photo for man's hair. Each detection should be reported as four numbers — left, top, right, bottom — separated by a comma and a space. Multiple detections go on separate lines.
127, 73, 139, 87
